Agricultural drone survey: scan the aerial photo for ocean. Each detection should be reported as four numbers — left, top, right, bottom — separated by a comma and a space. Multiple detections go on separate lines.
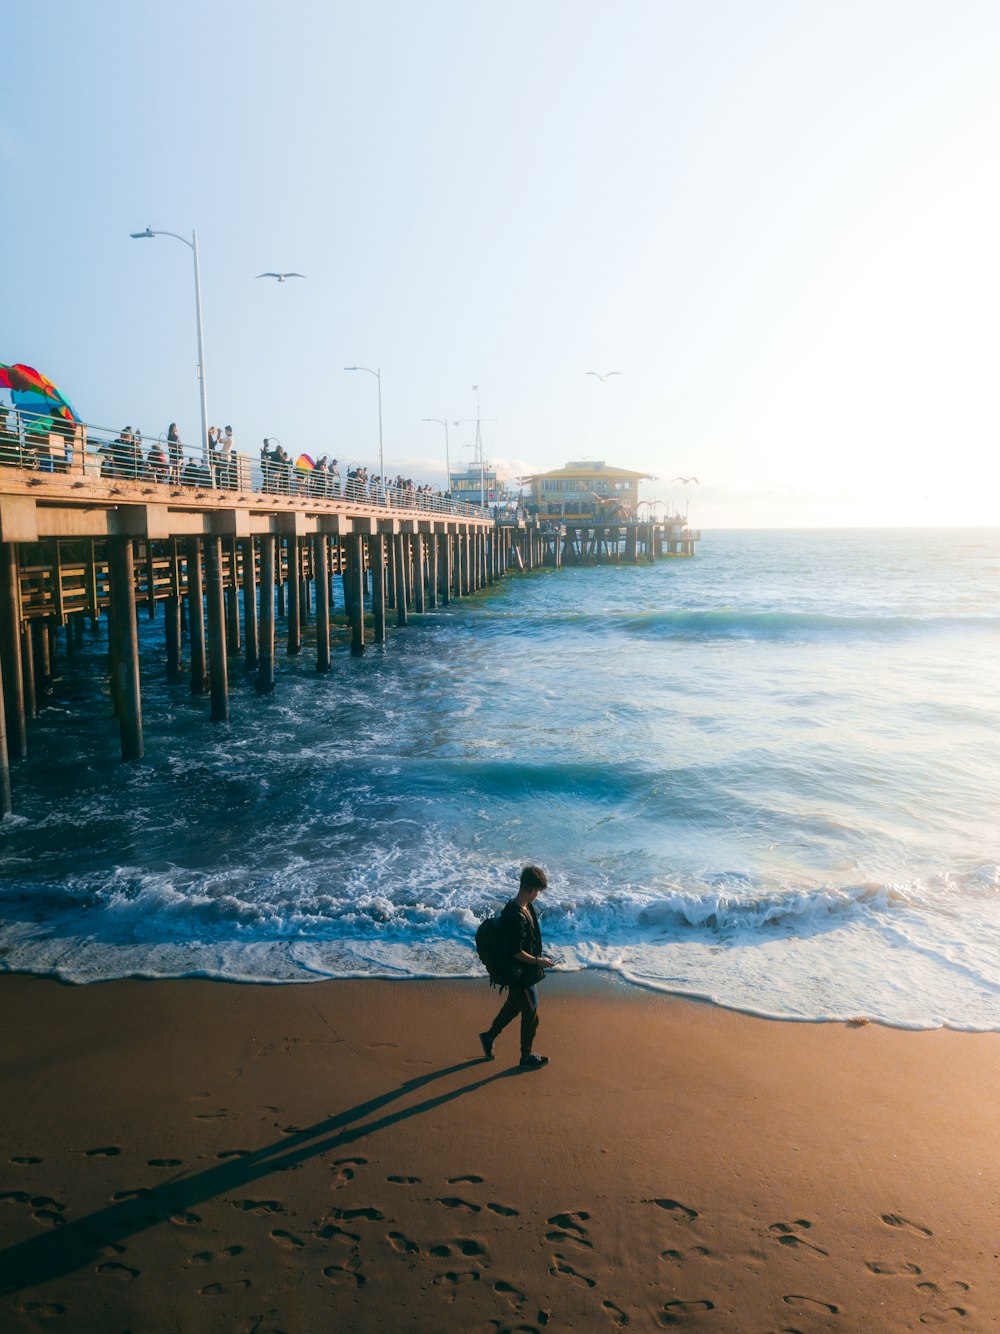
2, 527, 999, 1030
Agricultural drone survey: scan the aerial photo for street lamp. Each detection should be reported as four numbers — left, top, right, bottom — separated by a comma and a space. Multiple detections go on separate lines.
344, 365, 384, 483
421, 418, 450, 491
129, 226, 209, 465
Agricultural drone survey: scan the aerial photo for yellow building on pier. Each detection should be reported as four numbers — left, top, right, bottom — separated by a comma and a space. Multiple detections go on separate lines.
519, 460, 653, 521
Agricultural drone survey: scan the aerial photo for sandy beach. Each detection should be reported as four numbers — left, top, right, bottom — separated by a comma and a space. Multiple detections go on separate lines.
0, 971, 997, 1332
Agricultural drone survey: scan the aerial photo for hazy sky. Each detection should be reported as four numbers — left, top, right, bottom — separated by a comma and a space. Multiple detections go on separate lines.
3, 1, 998, 526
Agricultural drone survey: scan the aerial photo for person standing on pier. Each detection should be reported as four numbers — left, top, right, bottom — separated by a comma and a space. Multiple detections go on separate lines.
480, 865, 555, 1069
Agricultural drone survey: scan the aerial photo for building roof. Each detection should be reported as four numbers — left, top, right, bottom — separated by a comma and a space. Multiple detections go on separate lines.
518, 460, 655, 483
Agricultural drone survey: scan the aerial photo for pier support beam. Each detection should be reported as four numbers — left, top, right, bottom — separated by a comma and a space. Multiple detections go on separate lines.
205, 536, 229, 723
348, 533, 365, 656
0, 654, 9, 815
225, 538, 241, 653
314, 534, 331, 672
108, 536, 143, 761
439, 533, 451, 606
165, 597, 182, 680
0, 543, 26, 761
286, 536, 301, 655
394, 535, 408, 627
256, 535, 276, 694
32, 619, 51, 695
20, 623, 35, 720
186, 538, 207, 695
369, 534, 386, 643
241, 537, 258, 671
427, 531, 438, 609
413, 534, 426, 614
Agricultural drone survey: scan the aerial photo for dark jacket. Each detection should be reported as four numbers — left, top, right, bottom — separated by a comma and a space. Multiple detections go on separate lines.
500, 899, 543, 987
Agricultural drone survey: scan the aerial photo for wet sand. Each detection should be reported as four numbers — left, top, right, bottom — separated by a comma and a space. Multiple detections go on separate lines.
0, 971, 997, 1332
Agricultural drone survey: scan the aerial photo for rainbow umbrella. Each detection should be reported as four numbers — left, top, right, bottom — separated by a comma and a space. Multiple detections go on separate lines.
0, 363, 79, 432
295, 453, 315, 471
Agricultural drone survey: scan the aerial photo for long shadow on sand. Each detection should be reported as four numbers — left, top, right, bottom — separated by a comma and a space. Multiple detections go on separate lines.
0, 1056, 523, 1295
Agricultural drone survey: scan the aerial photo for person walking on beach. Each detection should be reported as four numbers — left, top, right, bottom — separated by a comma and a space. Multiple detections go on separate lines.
480, 865, 555, 1069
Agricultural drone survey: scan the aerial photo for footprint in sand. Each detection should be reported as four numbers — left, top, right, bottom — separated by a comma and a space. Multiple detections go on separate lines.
659, 1300, 715, 1325
169, 1211, 201, 1227
388, 1175, 421, 1185
110, 1188, 153, 1203
97, 1262, 140, 1280
331, 1157, 368, 1189
433, 1270, 481, 1286
189, 1246, 244, 1265
430, 1239, 488, 1259
882, 1213, 933, 1238
769, 1222, 828, 1256
660, 1246, 712, 1266
269, 1229, 305, 1249
783, 1295, 840, 1314
388, 1231, 421, 1255
646, 1198, 698, 1223
148, 1158, 182, 1168
84, 1147, 121, 1158
19, 1302, 66, 1318
918, 1311, 968, 1326
602, 1300, 628, 1327
11, 1157, 42, 1166
548, 1254, 595, 1288
231, 1199, 286, 1215
495, 1279, 526, 1308
315, 1221, 361, 1243
200, 1280, 251, 1296
217, 1149, 250, 1160
322, 1263, 365, 1288
866, 1260, 922, 1275
448, 1174, 484, 1184
487, 1202, 519, 1217
917, 1281, 971, 1295
194, 1110, 228, 1120
438, 1197, 481, 1214
546, 1211, 592, 1248
329, 1205, 384, 1222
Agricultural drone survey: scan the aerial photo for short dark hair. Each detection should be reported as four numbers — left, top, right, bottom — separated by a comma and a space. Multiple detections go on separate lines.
520, 865, 547, 892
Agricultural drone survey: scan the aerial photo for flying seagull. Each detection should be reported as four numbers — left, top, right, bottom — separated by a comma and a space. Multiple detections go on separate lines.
256, 272, 306, 282
585, 370, 621, 381
670, 476, 699, 484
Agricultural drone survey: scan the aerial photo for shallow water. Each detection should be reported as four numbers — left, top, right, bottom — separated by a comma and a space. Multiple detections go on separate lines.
2, 528, 999, 1029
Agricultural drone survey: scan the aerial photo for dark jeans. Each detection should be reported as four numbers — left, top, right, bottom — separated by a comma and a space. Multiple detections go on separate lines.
486, 984, 539, 1058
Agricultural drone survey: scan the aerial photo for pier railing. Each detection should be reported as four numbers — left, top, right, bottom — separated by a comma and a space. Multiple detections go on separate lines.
0, 407, 488, 519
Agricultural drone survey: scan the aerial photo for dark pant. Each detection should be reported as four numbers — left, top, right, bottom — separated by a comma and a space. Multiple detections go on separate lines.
487, 984, 538, 1058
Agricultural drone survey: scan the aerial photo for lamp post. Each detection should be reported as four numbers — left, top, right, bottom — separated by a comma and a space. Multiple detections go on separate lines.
129, 226, 209, 465
344, 365, 384, 484
421, 417, 450, 492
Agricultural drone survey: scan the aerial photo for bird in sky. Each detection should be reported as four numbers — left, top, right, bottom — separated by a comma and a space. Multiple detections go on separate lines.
671, 476, 699, 484
255, 272, 306, 282
585, 370, 621, 381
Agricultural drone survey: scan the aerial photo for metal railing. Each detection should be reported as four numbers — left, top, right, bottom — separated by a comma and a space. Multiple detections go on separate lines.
0, 407, 496, 520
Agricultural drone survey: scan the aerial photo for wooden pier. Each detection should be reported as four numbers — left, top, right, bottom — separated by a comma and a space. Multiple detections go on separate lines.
0, 463, 698, 813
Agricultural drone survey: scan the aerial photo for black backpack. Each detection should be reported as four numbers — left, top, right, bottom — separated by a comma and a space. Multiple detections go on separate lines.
475, 915, 511, 990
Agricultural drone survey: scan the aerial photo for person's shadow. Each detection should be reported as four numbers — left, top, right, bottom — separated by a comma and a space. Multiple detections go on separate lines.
0, 1057, 521, 1296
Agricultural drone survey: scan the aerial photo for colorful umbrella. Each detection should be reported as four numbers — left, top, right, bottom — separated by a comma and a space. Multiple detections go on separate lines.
0, 363, 79, 431
295, 453, 315, 471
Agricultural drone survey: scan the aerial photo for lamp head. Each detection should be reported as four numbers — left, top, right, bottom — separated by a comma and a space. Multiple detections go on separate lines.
129, 227, 154, 239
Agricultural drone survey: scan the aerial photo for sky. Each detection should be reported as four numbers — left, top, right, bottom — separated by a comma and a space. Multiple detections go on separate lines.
2, 0, 998, 527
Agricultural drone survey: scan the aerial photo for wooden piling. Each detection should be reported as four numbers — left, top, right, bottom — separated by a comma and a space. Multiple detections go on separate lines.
314, 534, 331, 672
413, 534, 426, 614
0, 542, 26, 760
107, 536, 143, 760
256, 535, 276, 694
186, 538, 207, 695
349, 533, 365, 656
427, 531, 438, 609
20, 622, 36, 720
394, 534, 408, 627
370, 534, 386, 643
286, 536, 301, 655
165, 597, 182, 680
402, 534, 414, 609
241, 536, 258, 671
226, 538, 241, 653
204, 536, 229, 723
439, 533, 451, 606
0, 653, 10, 815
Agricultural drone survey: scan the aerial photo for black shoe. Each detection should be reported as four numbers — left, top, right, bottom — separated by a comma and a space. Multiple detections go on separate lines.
519, 1053, 548, 1068
479, 1032, 495, 1061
